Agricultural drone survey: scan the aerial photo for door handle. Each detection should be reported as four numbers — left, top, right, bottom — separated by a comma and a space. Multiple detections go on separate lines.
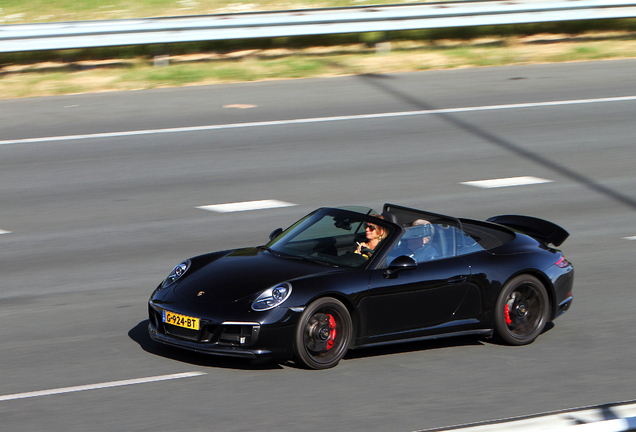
448, 275, 468, 284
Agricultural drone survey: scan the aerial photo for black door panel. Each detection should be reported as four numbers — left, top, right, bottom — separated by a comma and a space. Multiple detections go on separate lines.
364, 258, 471, 337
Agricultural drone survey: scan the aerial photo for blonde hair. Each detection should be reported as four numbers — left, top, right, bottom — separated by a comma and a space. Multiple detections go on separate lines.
369, 214, 387, 240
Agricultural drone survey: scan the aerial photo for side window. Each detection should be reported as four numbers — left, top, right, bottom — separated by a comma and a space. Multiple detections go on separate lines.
431, 224, 455, 260
455, 228, 484, 256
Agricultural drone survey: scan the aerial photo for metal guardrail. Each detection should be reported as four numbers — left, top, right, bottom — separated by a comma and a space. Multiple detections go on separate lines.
420, 400, 636, 432
1, 0, 636, 53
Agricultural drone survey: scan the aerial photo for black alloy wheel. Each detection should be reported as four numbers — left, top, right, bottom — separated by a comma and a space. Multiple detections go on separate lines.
293, 297, 353, 370
494, 274, 550, 345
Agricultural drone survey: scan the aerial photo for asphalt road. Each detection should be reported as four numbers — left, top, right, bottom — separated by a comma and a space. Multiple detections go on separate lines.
1, 59, 636, 432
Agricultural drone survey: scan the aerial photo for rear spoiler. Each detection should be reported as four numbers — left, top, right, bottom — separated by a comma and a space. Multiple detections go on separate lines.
487, 215, 569, 247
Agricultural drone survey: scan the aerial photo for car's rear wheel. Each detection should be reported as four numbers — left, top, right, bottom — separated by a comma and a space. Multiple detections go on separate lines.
494, 275, 550, 345
294, 297, 352, 370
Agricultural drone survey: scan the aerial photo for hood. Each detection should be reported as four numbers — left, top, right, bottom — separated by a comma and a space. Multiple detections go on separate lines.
173, 247, 341, 304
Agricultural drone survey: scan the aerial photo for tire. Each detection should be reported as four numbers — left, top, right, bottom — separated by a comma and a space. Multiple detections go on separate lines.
494, 275, 550, 345
294, 297, 353, 370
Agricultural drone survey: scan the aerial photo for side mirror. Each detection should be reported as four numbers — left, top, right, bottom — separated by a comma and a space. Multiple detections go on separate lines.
383, 255, 417, 278
269, 228, 283, 241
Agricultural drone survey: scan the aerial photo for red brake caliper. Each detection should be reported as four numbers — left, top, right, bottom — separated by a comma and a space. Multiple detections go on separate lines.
326, 314, 337, 350
504, 304, 512, 326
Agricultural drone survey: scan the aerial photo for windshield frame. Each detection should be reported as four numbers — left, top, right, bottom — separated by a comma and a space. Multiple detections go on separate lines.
265, 207, 400, 269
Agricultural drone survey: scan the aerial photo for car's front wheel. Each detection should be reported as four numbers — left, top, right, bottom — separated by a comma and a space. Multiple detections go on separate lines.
494, 274, 550, 345
294, 297, 352, 370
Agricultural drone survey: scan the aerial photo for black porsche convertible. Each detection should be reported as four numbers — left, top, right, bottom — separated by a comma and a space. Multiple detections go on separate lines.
148, 204, 574, 369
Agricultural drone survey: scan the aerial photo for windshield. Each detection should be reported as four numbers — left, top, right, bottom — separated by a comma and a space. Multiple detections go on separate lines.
266, 208, 394, 268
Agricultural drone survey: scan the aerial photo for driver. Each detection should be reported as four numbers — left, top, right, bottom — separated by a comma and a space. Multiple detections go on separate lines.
355, 215, 387, 259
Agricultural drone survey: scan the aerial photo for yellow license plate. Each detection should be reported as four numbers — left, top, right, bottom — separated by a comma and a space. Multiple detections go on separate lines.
163, 310, 200, 330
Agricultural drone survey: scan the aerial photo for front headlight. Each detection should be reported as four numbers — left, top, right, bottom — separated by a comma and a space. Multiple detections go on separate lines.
251, 283, 292, 311
161, 260, 191, 288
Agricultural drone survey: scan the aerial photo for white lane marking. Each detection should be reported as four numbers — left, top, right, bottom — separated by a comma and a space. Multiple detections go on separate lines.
1, 95, 636, 146
623, 236, 636, 240
461, 176, 553, 188
197, 199, 296, 213
0, 230, 11, 235
0, 372, 206, 402
223, 104, 257, 109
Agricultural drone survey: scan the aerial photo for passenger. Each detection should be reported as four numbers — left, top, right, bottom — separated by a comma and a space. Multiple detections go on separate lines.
356, 215, 386, 259
388, 219, 438, 263
409, 219, 439, 262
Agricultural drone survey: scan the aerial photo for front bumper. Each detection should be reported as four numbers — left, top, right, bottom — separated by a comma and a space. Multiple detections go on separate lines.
148, 321, 268, 359
147, 302, 297, 360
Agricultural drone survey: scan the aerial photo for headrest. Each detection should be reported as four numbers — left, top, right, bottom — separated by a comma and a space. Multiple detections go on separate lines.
381, 211, 399, 224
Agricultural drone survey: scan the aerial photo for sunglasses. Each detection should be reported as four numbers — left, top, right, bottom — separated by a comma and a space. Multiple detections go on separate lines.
364, 224, 377, 231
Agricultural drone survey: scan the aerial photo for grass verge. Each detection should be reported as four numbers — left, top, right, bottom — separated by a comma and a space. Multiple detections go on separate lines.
1, 30, 635, 99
